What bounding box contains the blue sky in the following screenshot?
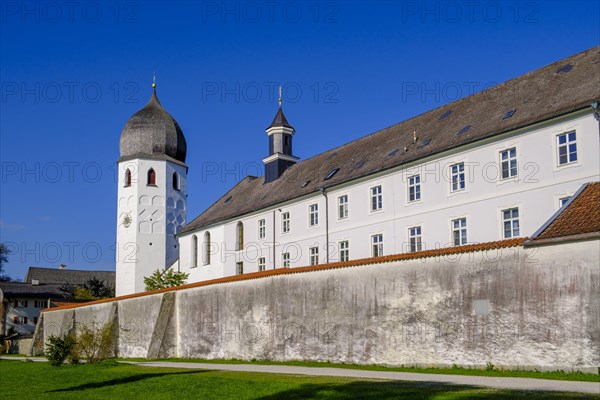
[1,1,599,279]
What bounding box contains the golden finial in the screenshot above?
[152,72,156,89]
[278,85,282,107]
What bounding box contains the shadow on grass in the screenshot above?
[46,370,210,393]
[255,380,592,400]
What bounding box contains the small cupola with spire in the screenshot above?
[262,86,299,183]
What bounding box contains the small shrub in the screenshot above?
[73,322,115,364]
[45,335,76,366]
[486,362,495,371]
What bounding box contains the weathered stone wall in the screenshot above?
[37,240,599,371]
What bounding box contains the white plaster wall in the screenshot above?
[179,111,599,282]
[116,159,187,295]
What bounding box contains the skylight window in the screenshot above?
[327,152,338,160]
[556,64,573,74]
[502,109,516,120]
[301,180,311,188]
[354,161,365,169]
[439,109,453,120]
[324,168,340,181]
[224,196,232,203]
[418,138,431,147]
[387,149,400,157]
[457,125,472,135]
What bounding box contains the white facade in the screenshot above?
[115,158,187,295]
[178,110,600,282]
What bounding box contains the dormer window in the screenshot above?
[172,172,179,190]
[124,169,132,187]
[147,168,156,186]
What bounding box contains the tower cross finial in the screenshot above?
[152,72,156,90]
[278,85,282,107]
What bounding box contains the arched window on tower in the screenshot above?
[147,168,156,186]
[236,222,244,251]
[203,231,211,265]
[124,169,132,187]
[192,235,198,268]
[172,172,179,190]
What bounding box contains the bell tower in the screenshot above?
[262,86,299,183]
[115,80,188,296]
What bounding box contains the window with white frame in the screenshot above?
[408,175,421,202]
[258,219,266,239]
[500,148,517,179]
[236,262,244,275]
[371,186,382,211]
[14,300,28,308]
[452,218,467,246]
[502,208,520,238]
[258,257,266,272]
[339,240,349,262]
[34,300,46,308]
[559,196,571,208]
[309,246,319,265]
[371,234,383,257]
[282,252,290,268]
[281,212,290,233]
[557,131,577,165]
[236,222,244,250]
[13,316,28,324]
[338,195,348,219]
[450,163,465,192]
[408,226,422,252]
[309,204,319,226]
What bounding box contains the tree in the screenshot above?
[59,278,115,301]
[0,243,13,282]
[144,269,189,291]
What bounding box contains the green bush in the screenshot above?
[73,322,115,364]
[45,335,76,366]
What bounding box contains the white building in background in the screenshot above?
[116,46,600,295]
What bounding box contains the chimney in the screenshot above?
[59,264,66,270]
[32,279,39,286]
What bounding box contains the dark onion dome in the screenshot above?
[119,89,187,164]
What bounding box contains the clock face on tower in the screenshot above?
[122,214,132,228]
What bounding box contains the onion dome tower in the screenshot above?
[115,78,188,296]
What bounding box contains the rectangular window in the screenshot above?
[258,257,266,272]
[236,262,244,275]
[281,212,290,233]
[371,234,383,257]
[502,208,520,238]
[14,300,28,308]
[557,131,577,165]
[371,186,382,211]
[33,317,38,324]
[13,316,27,324]
[500,148,517,179]
[452,218,467,246]
[34,300,46,308]
[309,204,319,226]
[258,219,266,239]
[408,175,421,202]
[309,246,319,266]
[338,195,348,219]
[409,226,422,252]
[450,163,465,192]
[282,252,290,268]
[339,240,349,262]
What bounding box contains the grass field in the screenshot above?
[1,360,598,400]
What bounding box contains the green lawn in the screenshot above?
[122,357,600,382]
[1,360,598,400]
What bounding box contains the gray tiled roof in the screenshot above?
[0,282,66,298]
[180,46,600,234]
[24,267,115,286]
